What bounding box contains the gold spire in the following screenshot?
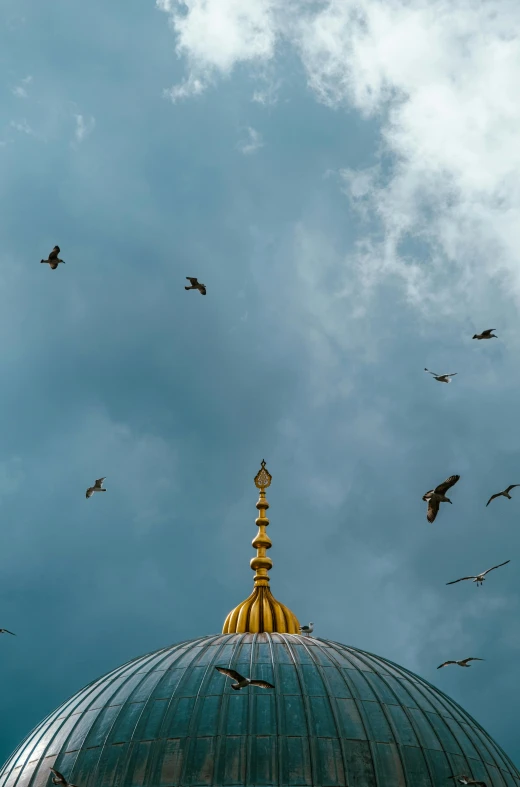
[222,461,300,634]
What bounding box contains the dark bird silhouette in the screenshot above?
[472,329,496,340]
[215,666,274,691]
[50,768,78,787]
[41,246,65,270]
[437,657,484,669]
[185,277,206,295]
[446,560,510,587]
[0,629,15,635]
[86,477,106,499]
[424,368,457,383]
[449,776,487,786]
[422,475,460,523]
[486,485,520,507]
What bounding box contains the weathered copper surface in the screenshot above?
[1,633,518,786]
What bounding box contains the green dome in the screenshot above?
[1,633,518,786]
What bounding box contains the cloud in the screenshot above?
[11,75,32,98]
[9,119,35,136]
[73,113,95,144]
[237,125,264,154]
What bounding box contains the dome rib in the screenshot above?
[2,634,519,787]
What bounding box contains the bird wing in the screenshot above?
[427,497,440,523]
[437,661,456,668]
[505,484,520,494]
[86,488,93,498]
[424,369,439,376]
[48,247,59,260]
[50,769,64,781]
[481,329,495,335]
[486,493,500,506]
[199,286,207,294]
[94,477,106,487]
[482,560,510,576]
[0,629,15,635]
[422,490,434,501]
[249,680,275,689]
[461,658,484,664]
[215,666,244,682]
[446,577,475,585]
[186,277,198,284]
[446,373,457,377]
[434,475,460,495]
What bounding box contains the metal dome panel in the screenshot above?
[1,633,519,787]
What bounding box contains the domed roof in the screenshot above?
[1,633,519,787]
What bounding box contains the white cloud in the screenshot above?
[11,75,32,98]
[73,113,95,144]
[10,119,35,136]
[237,126,264,154]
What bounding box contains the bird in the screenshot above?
[437,657,484,669]
[472,329,496,340]
[0,629,15,635]
[424,369,457,383]
[486,485,520,507]
[86,477,106,499]
[41,246,65,270]
[422,475,460,523]
[185,277,206,295]
[299,622,314,636]
[50,768,78,787]
[449,776,487,786]
[446,560,510,587]
[215,667,274,691]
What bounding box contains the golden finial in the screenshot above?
[222,461,300,634]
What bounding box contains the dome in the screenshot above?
[1,632,519,787]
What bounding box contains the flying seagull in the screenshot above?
[424,369,457,384]
[50,768,78,787]
[185,277,206,295]
[41,246,65,270]
[446,560,510,587]
[449,776,487,786]
[215,667,274,691]
[472,329,496,340]
[86,477,106,499]
[486,485,520,507]
[422,475,460,523]
[437,658,484,669]
[0,629,15,635]
[299,622,314,636]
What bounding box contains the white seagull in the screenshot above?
[472,329,496,340]
[299,622,314,636]
[424,368,457,384]
[215,666,274,691]
[486,485,520,507]
[50,768,78,787]
[446,560,510,587]
[422,475,460,523]
[86,477,106,499]
[41,246,65,270]
[437,657,484,669]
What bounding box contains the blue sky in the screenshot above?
[2,0,520,769]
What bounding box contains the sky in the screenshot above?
[1,0,520,770]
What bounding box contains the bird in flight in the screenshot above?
[437,657,484,669]
[472,329,496,340]
[50,768,78,787]
[41,246,65,270]
[449,776,487,786]
[0,629,15,635]
[446,560,510,587]
[185,277,206,295]
[423,475,460,523]
[215,667,274,691]
[424,369,457,384]
[299,622,314,636]
[86,477,106,499]
[486,485,520,507]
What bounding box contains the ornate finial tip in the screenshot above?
[254,460,272,490]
